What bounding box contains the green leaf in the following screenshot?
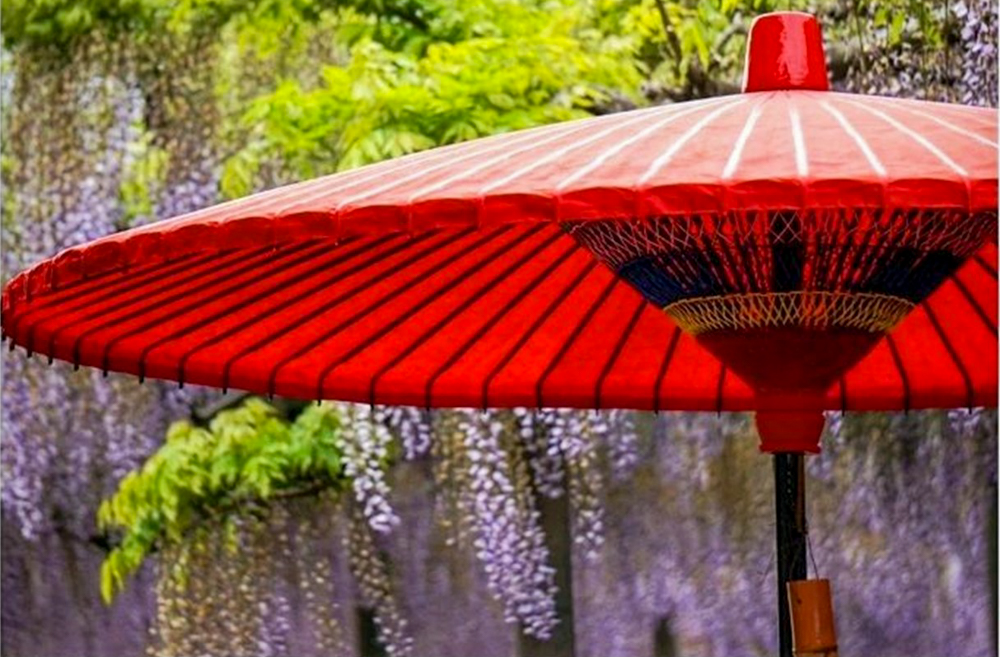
[99,560,114,605]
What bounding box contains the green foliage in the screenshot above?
[862,0,947,48]
[97,399,350,604]
[0,0,450,54]
[4,0,811,200]
[223,0,645,193]
[119,136,169,226]
[614,0,782,93]
[1,0,231,51]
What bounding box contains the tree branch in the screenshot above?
[652,0,684,79]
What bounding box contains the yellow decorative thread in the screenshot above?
[664,291,914,335]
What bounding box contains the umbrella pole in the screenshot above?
[774,452,807,657]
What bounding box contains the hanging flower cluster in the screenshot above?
[453,411,559,638]
[542,410,606,560]
[98,400,421,657]
[0,354,58,539]
[338,403,400,534]
[1,27,222,550]
[428,410,473,547]
[957,0,998,107]
[418,406,641,637]
[292,500,349,657]
[150,515,273,657]
[346,503,414,657]
[515,408,567,499]
[382,405,434,461]
[602,409,641,481]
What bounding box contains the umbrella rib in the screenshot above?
[884,334,910,411]
[365,229,569,407]
[557,96,735,190]
[409,117,609,202]
[218,228,477,393]
[54,244,280,363]
[841,97,968,176]
[178,162,399,223]
[422,241,582,409]
[534,276,620,409]
[241,225,506,397]
[479,259,600,409]
[652,327,683,414]
[271,151,475,214]
[168,233,408,385]
[51,245,272,332]
[22,249,203,306]
[788,103,809,177]
[308,225,542,400]
[921,301,975,409]
[594,299,647,410]
[93,242,326,374]
[339,119,595,210]
[15,252,215,349]
[819,100,886,177]
[639,98,747,185]
[129,234,396,383]
[890,96,997,119]
[948,274,997,335]
[866,96,998,147]
[722,101,764,179]
[11,254,215,340]
[478,107,675,195]
[972,254,998,279]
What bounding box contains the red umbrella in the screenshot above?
[3,11,996,656]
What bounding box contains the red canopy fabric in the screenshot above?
[3,225,995,413]
[4,224,997,410]
[3,34,997,413]
[4,92,995,299]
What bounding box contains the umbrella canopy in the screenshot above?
[3,12,996,427]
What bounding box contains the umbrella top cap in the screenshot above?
[743,12,830,93]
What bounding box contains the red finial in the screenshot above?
[742,12,829,93]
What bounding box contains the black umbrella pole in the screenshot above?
[774,453,807,657]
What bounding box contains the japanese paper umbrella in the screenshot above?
[3,11,997,656]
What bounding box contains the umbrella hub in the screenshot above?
[565,209,995,445]
[743,12,830,93]
[756,406,826,454]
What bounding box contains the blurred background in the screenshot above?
[1,1,997,656]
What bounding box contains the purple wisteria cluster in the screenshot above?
[515,407,567,499]
[957,0,998,107]
[338,403,401,534]
[513,408,640,558]
[346,503,414,657]
[456,411,559,638]
[546,410,607,560]
[1,41,221,545]
[0,355,58,539]
[411,406,641,637]
[601,409,641,482]
[382,405,434,461]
